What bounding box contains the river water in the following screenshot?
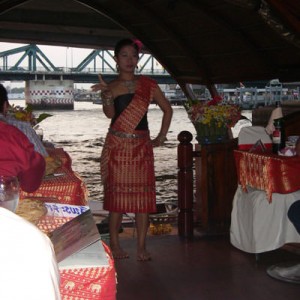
[11,100,197,202]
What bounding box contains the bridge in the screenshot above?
[0,44,176,84]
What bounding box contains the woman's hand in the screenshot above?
[151,135,167,147]
[151,85,173,148]
[91,74,108,92]
[91,74,114,105]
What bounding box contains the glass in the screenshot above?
[0,175,20,212]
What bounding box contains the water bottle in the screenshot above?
[272,118,285,154]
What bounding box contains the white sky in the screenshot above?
[0,42,163,90]
[0,42,93,67]
[0,42,102,89]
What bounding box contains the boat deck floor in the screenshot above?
[111,227,300,300]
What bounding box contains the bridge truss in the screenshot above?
[0,44,175,84]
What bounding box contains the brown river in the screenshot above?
[11,100,197,203]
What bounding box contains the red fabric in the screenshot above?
[0,121,45,192]
[234,150,300,201]
[36,219,116,300]
[238,143,272,151]
[20,165,88,205]
[102,131,156,212]
[37,215,73,234]
[59,242,116,300]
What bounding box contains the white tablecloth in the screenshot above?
[230,185,300,253]
[58,240,109,269]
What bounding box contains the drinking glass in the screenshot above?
[0,175,20,212]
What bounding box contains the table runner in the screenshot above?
[37,215,73,234]
[234,150,300,201]
[37,216,116,300]
[20,165,88,205]
[59,242,116,300]
[20,147,88,205]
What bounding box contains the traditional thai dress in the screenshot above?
[101,75,157,213]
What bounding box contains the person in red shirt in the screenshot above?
[0,84,45,192]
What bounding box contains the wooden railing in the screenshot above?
[177,131,238,238]
[177,131,194,237]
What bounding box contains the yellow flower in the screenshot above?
[7,104,52,126]
[184,98,241,128]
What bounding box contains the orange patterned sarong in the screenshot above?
[101,76,157,213]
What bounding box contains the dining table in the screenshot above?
[15,142,117,299]
[18,145,118,298]
[230,150,300,254]
[36,202,116,300]
[20,147,88,206]
[59,241,116,300]
[234,149,300,201]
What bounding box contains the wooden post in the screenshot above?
[177,131,194,237]
[196,139,238,233]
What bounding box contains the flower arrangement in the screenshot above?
[7,104,52,126]
[185,96,241,128]
[184,96,241,144]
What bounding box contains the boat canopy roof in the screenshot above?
[0,0,299,88]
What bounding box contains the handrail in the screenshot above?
[177,131,195,238]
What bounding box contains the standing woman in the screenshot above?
[92,38,173,261]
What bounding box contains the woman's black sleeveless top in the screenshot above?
[111,94,148,130]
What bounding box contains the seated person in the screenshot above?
[296,137,300,156]
[0,86,60,298]
[288,200,300,234]
[0,84,49,157]
[0,207,61,300]
[0,86,45,192]
[268,200,300,282]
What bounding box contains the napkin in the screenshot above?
[278,147,296,156]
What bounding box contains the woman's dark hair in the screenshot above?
[114,38,139,56]
[0,84,8,113]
